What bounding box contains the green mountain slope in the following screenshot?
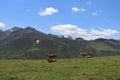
[87,42,120,51]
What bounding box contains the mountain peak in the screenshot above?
[95,38,107,42]
[25,26,36,30]
[11,26,23,30]
[24,27,37,31]
[4,27,23,33]
[10,27,23,32]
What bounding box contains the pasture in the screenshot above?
[0,56,120,80]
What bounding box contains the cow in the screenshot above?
[80,52,93,58]
[47,54,56,63]
[85,53,93,58]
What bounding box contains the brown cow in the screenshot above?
[47,54,56,63]
[81,52,93,58]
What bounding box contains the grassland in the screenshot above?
[0,56,120,80]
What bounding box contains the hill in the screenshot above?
[0,56,120,80]
[0,27,120,59]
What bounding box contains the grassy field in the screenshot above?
[0,56,120,80]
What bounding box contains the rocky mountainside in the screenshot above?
[0,27,120,59]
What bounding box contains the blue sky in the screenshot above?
[0,0,120,40]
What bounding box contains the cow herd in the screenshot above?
[47,52,93,63]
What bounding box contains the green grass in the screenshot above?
[0,56,120,80]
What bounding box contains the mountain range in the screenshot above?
[0,27,120,59]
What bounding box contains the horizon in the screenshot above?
[0,0,120,40]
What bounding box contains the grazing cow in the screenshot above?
[85,53,93,58]
[47,54,56,63]
[81,52,93,58]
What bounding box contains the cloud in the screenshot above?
[92,12,98,16]
[104,18,109,21]
[51,24,119,40]
[86,1,92,5]
[38,7,58,16]
[90,29,119,39]
[26,9,30,12]
[92,11,102,16]
[0,22,5,28]
[72,7,86,12]
[72,7,80,12]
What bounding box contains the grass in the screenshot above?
[0,56,120,80]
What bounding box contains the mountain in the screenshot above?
[0,30,6,40]
[0,27,120,59]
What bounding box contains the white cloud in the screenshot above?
[38,7,58,16]
[72,7,86,12]
[0,22,5,27]
[104,18,108,21]
[72,7,80,12]
[86,1,92,5]
[80,8,86,12]
[51,24,119,40]
[90,29,119,39]
[26,9,30,12]
[92,12,98,16]
[92,11,102,16]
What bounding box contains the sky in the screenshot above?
[0,0,120,40]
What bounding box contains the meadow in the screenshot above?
[0,56,120,80]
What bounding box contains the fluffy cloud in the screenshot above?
[72,7,86,12]
[38,7,58,16]
[72,7,80,12]
[0,22,5,27]
[90,29,119,39]
[51,24,119,40]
